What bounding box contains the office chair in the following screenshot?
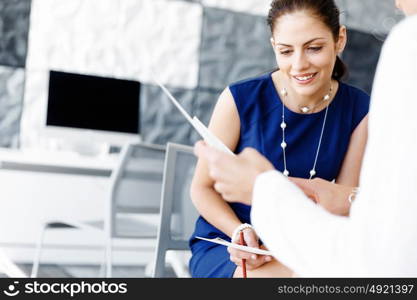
[152,143,199,277]
[31,142,166,278]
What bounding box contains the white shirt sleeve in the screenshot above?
[252,171,353,276]
[251,16,417,277]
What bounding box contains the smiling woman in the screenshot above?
[188,0,371,278]
[267,0,347,113]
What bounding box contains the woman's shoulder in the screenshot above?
[229,72,271,91]
[228,72,278,125]
[339,81,370,104]
[338,82,370,126]
[337,82,370,121]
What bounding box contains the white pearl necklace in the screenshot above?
[280,87,331,179]
[299,86,332,113]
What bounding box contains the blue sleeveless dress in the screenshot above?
[189,72,370,278]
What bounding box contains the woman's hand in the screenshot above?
[290,177,354,216]
[227,227,273,270]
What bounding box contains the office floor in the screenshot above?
[16,263,176,278]
[17,264,145,277]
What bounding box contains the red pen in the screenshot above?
[239,231,247,278]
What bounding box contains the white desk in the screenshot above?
[0,148,156,267]
[0,148,123,266]
[0,148,117,177]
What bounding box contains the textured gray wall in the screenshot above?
[190,87,221,144]
[0,66,24,147]
[336,0,403,35]
[140,84,194,145]
[342,30,384,94]
[198,7,276,90]
[336,0,403,94]
[0,0,31,68]
[0,0,31,147]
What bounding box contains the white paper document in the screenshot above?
[152,74,235,155]
[196,236,273,256]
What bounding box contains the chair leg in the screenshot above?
[166,251,191,278]
[144,258,154,277]
[31,224,48,278]
[105,237,112,278]
[99,248,106,277]
[152,248,166,278]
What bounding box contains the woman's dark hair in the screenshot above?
[267,0,347,80]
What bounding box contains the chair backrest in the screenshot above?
[152,142,198,277]
[107,142,166,238]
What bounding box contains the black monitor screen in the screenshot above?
[47,71,140,134]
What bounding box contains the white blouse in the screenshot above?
[251,15,417,277]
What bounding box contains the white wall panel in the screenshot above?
[116,0,202,87]
[201,0,271,16]
[26,0,202,86]
[20,70,49,147]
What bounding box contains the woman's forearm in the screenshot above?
[191,185,243,238]
[289,177,353,216]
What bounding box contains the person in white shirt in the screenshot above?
[194,0,417,276]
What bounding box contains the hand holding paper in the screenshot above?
[191,117,234,155]
[196,236,273,256]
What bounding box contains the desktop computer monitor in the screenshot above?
[44,70,141,154]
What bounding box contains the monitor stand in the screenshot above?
[44,138,111,157]
[68,141,110,157]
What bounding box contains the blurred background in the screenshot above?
[0,0,404,149]
[0,0,404,277]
